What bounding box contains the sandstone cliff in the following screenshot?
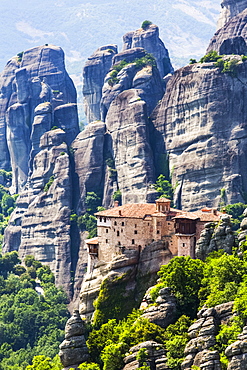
[151,59,247,211]
[0,45,79,193]
[122,23,174,79]
[83,45,117,123]
[209,8,247,55]
[3,129,74,296]
[217,0,247,29]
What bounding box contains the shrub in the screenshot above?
[44,175,54,192]
[141,20,152,30]
[200,50,221,63]
[113,190,121,204]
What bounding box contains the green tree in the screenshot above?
[199,252,247,307]
[153,174,173,200]
[157,256,204,318]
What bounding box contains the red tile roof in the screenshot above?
[95,203,157,218]
[96,202,223,223]
[85,237,99,245]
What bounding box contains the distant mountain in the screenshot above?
[0,0,220,77]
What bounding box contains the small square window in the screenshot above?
[157,230,160,234]
[134,230,137,234]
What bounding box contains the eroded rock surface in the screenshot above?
[151,60,247,211]
[83,45,117,123]
[71,121,106,213]
[101,48,164,121]
[182,303,234,370]
[59,310,89,369]
[122,341,168,370]
[79,240,172,320]
[217,0,247,29]
[141,287,178,329]
[209,8,247,55]
[104,89,156,205]
[0,45,78,193]
[122,23,174,79]
[3,129,73,296]
[196,215,235,260]
[226,326,247,369]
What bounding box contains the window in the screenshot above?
[132,239,135,245]
[106,229,108,233]
[157,222,161,226]
[122,222,125,226]
[104,218,106,222]
[118,241,121,245]
[114,221,117,226]
[135,224,137,228]
[183,243,185,248]
[106,239,109,243]
[134,230,137,234]
[117,231,120,236]
[121,229,123,233]
[157,230,160,234]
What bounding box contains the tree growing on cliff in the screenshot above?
[153,174,173,200]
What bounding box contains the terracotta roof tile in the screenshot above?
[95,203,156,218]
[85,237,99,245]
[155,197,171,203]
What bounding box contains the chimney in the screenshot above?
[114,200,119,207]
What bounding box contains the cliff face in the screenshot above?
[104,89,157,206]
[3,129,73,296]
[217,0,247,29]
[83,45,117,123]
[2,46,79,297]
[209,8,247,55]
[122,23,174,79]
[151,59,247,211]
[0,45,79,194]
[82,23,172,124]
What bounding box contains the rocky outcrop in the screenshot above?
[3,129,73,296]
[0,45,79,193]
[237,208,247,250]
[196,215,235,260]
[225,326,247,369]
[217,0,247,29]
[151,60,247,211]
[104,89,156,205]
[209,8,247,55]
[122,341,168,370]
[101,48,164,121]
[59,310,89,369]
[182,302,234,370]
[79,240,172,319]
[71,121,106,213]
[122,23,174,79]
[83,45,117,123]
[141,287,178,329]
